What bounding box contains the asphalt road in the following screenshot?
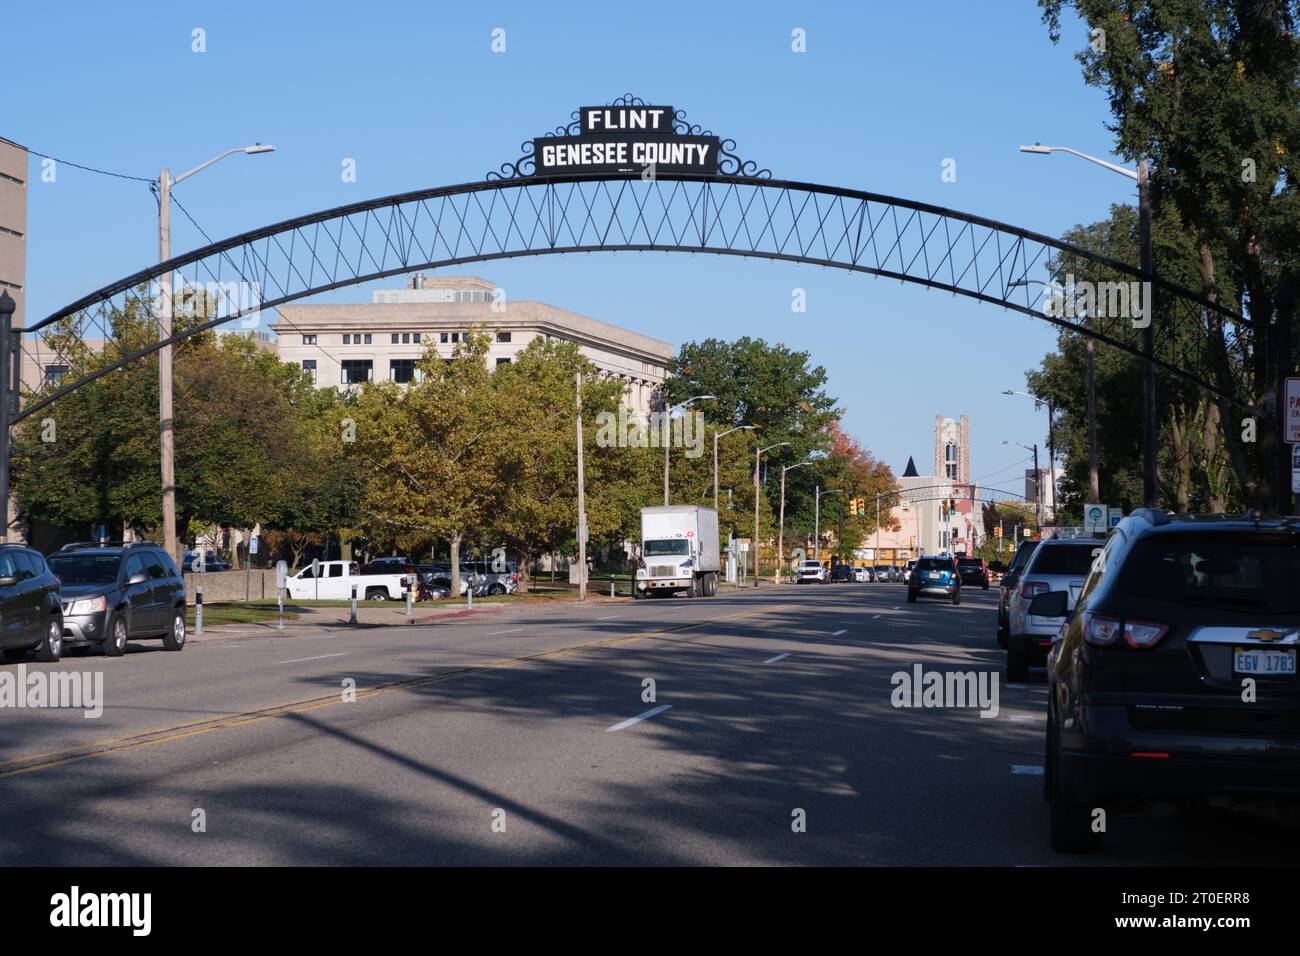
[2,581,1297,865]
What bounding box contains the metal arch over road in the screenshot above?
[15,97,1255,427]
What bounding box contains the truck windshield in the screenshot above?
[645,539,689,556]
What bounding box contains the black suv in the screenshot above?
[996,538,1040,648]
[47,542,187,656]
[1041,510,1300,853]
[0,545,65,662]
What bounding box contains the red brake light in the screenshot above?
[1082,610,1121,646]
[1021,581,1048,599]
[1122,619,1169,649]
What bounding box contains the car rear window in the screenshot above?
[916,558,951,571]
[1117,531,1300,613]
[1027,544,1098,576]
[957,558,982,567]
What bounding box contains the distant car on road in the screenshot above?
[0,545,64,662]
[907,556,961,605]
[796,560,829,584]
[829,563,856,582]
[956,557,990,589]
[48,542,186,657]
[1006,537,1102,682]
[1042,510,1300,853]
[853,566,872,582]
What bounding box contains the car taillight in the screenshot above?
[1021,581,1048,599]
[1122,619,1169,649]
[1082,610,1122,646]
[511,573,517,582]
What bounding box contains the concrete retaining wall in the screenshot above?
[185,569,279,604]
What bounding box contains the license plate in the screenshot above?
[1233,646,1297,676]
[927,572,939,580]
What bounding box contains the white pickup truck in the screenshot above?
[284,560,412,601]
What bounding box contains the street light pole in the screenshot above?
[157,144,274,565]
[662,393,714,505]
[777,460,811,583]
[0,291,13,543]
[1020,143,1156,507]
[813,486,843,562]
[753,442,789,588]
[714,425,754,512]
[1003,389,1056,519]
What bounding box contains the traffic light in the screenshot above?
[995,525,1003,538]
[857,498,866,517]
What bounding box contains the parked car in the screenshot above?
[853,566,872,583]
[796,560,829,584]
[956,556,990,589]
[997,539,1041,648]
[907,556,961,605]
[1042,510,1300,853]
[464,558,519,595]
[421,563,490,597]
[874,565,892,582]
[1005,537,1102,682]
[47,542,186,656]
[360,556,417,577]
[182,549,230,573]
[0,545,65,662]
[285,560,411,601]
[829,563,856,583]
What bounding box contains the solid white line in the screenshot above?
[277,652,348,664]
[893,606,901,610]
[832,629,847,636]
[763,652,791,664]
[607,704,673,732]
[872,614,882,619]
[486,628,523,635]
[596,615,619,621]
[1011,764,1045,775]
[1008,714,1044,722]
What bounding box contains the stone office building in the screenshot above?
[273,275,672,416]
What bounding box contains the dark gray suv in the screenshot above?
[47,542,187,656]
[0,545,65,662]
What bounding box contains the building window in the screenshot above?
[44,364,69,388]
[303,334,316,345]
[402,333,410,344]
[340,360,372,385]
[496,357,511,367]
[391,333,399,344]
[342,334,351,345]
[390,359,417,383]
[440,332,449,344]
[363,333,372,344]
[413,332,421,343]
[452,332,461,343]
[945,442,957,480]
[302,359,317,383]
[496,331,511,343]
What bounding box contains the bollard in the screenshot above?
[467,581,473,610]
[405,579,413,620]
[195,587,204,637]
[350,584,358,625]
[610,575,616,598]
[277,588,284,630]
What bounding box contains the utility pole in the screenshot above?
[753,446,761,589]
[1086,312,1100,502]
[1138,158,1158,509]
[0,291,13,543]
[776,460,810,584]
[1032,443,1042,528]
[159,167,177,564]
[575,373,587,603]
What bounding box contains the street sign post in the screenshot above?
[1084,504,1107,534]
[1286,377,1300,444]
[275,560,288,630]
[1108,507,1123,529]
[1293,444,1300,495]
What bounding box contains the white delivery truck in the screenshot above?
[635,505,721,598]
[284,560,413,601]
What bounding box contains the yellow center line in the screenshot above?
[0,602,795,777]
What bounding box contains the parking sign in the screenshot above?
[1287,378,1300,443]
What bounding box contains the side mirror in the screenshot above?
[1028,590,1069,618]
[127,572,149,586]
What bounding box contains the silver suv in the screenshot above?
[1006,538,1103,681]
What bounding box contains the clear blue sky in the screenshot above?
[4,0,1133,501]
